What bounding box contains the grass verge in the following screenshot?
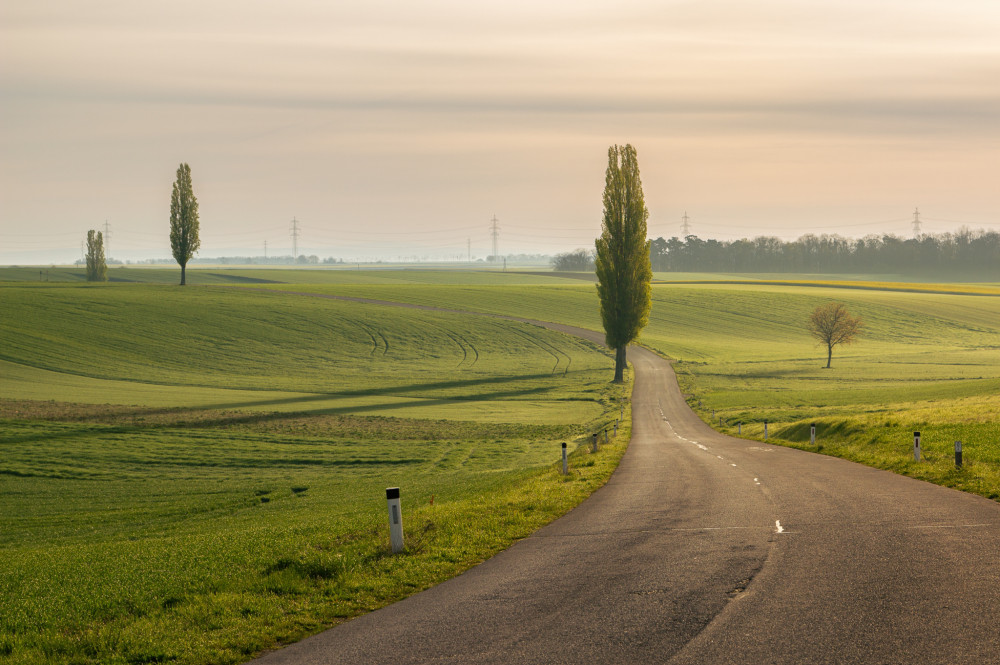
[693,398,1000,503]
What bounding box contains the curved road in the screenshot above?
[251,312,1000,664]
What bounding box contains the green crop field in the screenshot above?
[0,280,629,664]
[3,267,1000,664]
[241,273,1000,501]
[652,284,1000,500]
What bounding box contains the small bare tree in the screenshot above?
[808,302,862,368]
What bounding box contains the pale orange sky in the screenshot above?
[2,0,998,262]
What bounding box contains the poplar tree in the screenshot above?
[85,230,107,282]
[595,144,652,383]
[169,163,200,285]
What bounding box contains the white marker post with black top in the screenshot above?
[764,420,768,441]
[913,432,921,462]
[386,487,404,553]
[810,423,816,446]
[561,442,568,475]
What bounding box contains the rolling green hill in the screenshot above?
[0,281,627,664]
[0,284,612,422]
[4,270,999,663]
[252,276,1000,500]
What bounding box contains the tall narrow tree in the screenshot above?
[85,230,107,282]
[169,163,200,285]
[595,144,653,383]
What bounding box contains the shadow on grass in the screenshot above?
[0,370,589,446]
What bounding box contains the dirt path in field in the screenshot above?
[251,291,1000,665]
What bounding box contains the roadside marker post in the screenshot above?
[561,442,568,475]
[604,428,609,443]
[386,487,404,553]
[614,422,618,437]
[913,432,921,462]
[738,422,742,436]
[810,423,816,446]
[764,420,768,441]
[592,433,598,453]
[712,409,715,419]
[955,440,963,468]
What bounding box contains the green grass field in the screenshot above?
[235,272,1000,501]
[0,279,628,664]
[1,284,611,421]
[3,267,999,663]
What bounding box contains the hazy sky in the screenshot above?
[2,0,999,263]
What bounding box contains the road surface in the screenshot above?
[251,310,1000,664]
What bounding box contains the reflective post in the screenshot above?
[386,487,404,553]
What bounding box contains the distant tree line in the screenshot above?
[649,229,1000,275]
[551,248,595,271]
[100,255,348,266]
[189,255,341,265]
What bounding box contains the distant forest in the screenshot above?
[554,229,1000,276]
[650,229,1000,275]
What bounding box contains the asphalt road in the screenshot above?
[251,314,1000,664]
